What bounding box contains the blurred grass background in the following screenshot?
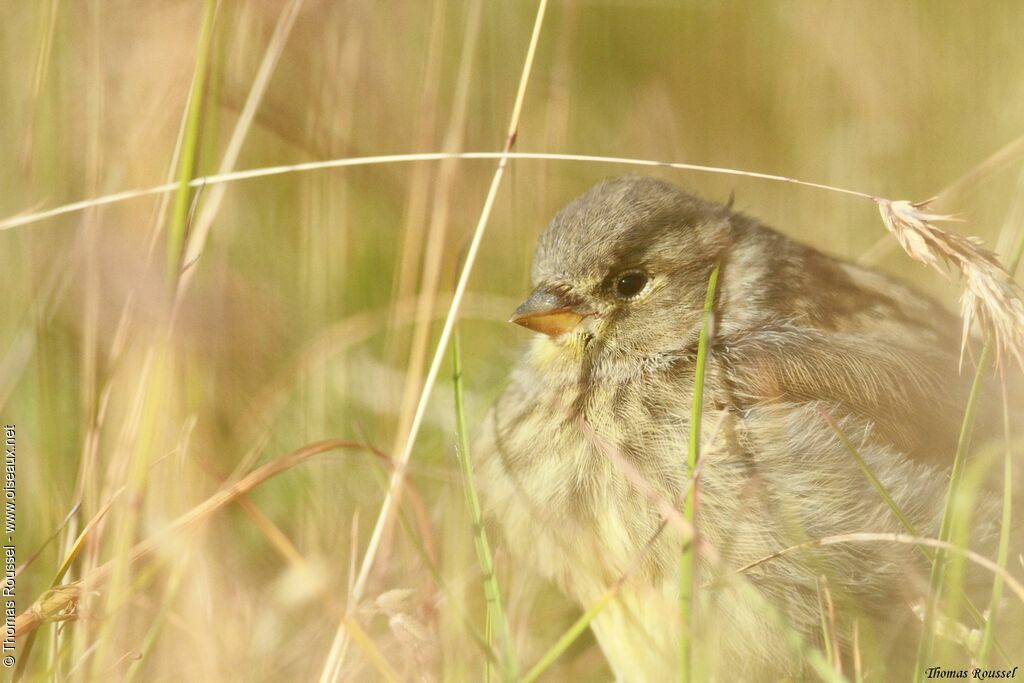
[2,1,1024,680]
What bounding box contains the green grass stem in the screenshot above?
[452,329,517,680]
[520,586,617,683]
[679,261,720,681]
[823,407,1007,661]
[915,226,1024,680]
[978,224,1024,664]
[978,391,1014,664]
[165,0,217,284]
[821,409,922,540]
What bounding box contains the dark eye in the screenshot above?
[613,271,649,300]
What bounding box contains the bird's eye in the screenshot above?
[613,271,649,300]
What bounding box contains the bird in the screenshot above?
[473,176,1015,681]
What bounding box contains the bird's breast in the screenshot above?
[475,351,691,600]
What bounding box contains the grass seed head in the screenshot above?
[877,198,1024,369]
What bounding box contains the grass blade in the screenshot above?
[341,616,402,683]
[522,521,667,683]
[332,5,550,674]
[452,329,517,679]
[819,407,922,539]
[165,0,218,284]
[977,383,1014,665]
[679,261,720,681]
[915,222,1024,680]
[521,587,617,683]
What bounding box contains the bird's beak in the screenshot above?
[509,287,588,337]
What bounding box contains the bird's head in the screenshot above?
[511,176,733,367]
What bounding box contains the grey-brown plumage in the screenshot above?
[475,177,1012,681]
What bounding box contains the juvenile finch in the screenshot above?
[475,176,1013,681]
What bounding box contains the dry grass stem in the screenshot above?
[736,532,1024,606]
[0,151,876,233]
[8,5,1023,679]
[177,0,305,289]
[14,439,365,639]
[9,149,1021,373]
[321,3,550,676]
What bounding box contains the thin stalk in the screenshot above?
[852,621,863,683]
[124,553,189,682]
[341,617,401,683]
[452,329,516,679]
[14,439,366,640]
[915,342,991,680]
[520,586,618,683]
[326,3,549,677]
[822,407,1006,659]
[679,261,720,682]
[817,578,836,672]
[977,385,1013,665]
[177,0,304,293]
[0,152,878,233]
[484,608,493,683]
[978,225,1024,663]
[726,575,847,683]
[820,408,921,540]
[915,221,1024,680]
[522,521,667,683]
[735,532,1024,607]
[165,0,217,284]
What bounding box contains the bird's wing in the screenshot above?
[714,326,969,464]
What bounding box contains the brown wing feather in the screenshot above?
[715,327,968,463]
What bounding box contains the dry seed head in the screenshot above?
[876,198,1024,369]
[375,587,415,617]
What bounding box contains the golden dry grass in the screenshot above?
[3,1,1024,680]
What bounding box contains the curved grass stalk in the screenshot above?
[14,439,367,640]
[736,532,1024,606]
[0,151,875,233]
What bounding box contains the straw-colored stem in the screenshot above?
[325,2,548,677]
[737,532,1024,607]
[341,616,402,683]
[124,552,189,683]
[725,574,846,683]
[452,329,516,679]
[176,0,304,294]
[0,152,878,233]
[679,261,720,682]
[14,439,366,640]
